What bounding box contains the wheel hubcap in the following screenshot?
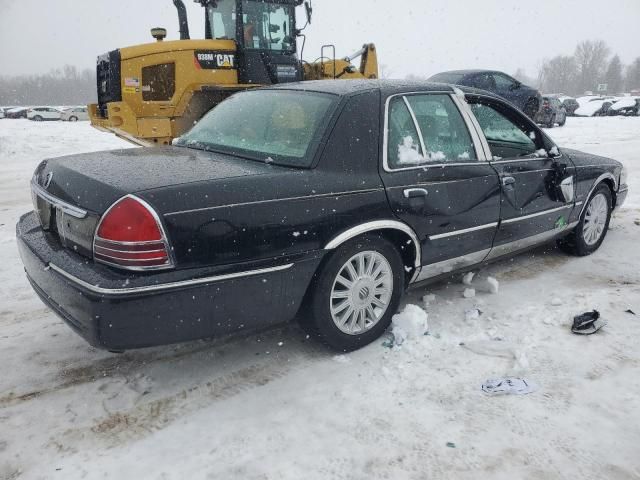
[330,250,393,335]
[583,193,608,246]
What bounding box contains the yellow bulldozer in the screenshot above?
[89,0,378,146]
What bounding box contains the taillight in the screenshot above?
[93,195,173,270]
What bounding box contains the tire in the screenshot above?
[558,115,566,126]
[523,98,539,119]
[558,184,612,256]
[546,114,555,128]
[302,234,405,352]
[33,115,43,121]
[69,116,78,122]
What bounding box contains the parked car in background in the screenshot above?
[558,96,580,116]
[17,80,627,352]
[575,97,614,117]
[5,107,29,119]
[535,96,567,128]
[61,106,89,122]
[608,97,640,116]
[0,109,4,119]
[428,69,542,118]
[27,107,63,121]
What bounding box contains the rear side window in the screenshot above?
[142,63,176,101]
[387,94,476,169]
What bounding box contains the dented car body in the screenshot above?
[17,80,628,351]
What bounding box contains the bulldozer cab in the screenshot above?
[202,0,303,84]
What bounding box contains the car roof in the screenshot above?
[264,79,475,98]
[433,69,496,76]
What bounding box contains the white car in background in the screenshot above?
[27,107,63,121]
[0,109,4,119]
[60,106,89,122]
[574,96,616,117]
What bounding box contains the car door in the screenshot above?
[379,91,501,282]
[466,95,577,258]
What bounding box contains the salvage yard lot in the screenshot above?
[1,118,640,479]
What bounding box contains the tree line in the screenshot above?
[533,40,640,96]
[0,65,96,106]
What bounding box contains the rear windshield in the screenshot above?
[175,90,337,168]
[429,73,465,84]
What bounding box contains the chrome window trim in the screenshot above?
[489,155,563,165]
[30,180,88,219]
[382,91,489,173]
[92,194,176,272]
[428,222,499,241]
[450,91,491,161]
[48,262,294,296]
[501,204,573,224]
[324,220,421,268]
[402,96,427,155]
[164,188,383,216]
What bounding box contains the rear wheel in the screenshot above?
[69,116,78,122]
[558,115,566,126]
[558,184,612,256]
[302,234,404,351]
[33,115,43,121]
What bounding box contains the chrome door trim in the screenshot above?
[48,262,294,296]
[411,248,491,283]
[30,180,88,219]
[324,220,421,268]
[486,222,578,260]
[501,204,573,224]
[428,222,498,241]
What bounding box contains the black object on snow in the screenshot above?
[572,310,607,335]
[625,309,636,316]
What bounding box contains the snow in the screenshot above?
[1,117,640,478]
[390,304,429,345]
[610,97,639,111]
[462,287,476,298]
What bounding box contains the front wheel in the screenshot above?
[558,116,566,126]
[558,184,612,256]
[69,116,78,122]
[302,234,405,351]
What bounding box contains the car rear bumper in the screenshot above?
[17,211,323,351]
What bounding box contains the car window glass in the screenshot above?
[469,102,538,159]
[405,94,476,163]
[475,73,496,90]
[387,97,424,167]
[493,73,514,89]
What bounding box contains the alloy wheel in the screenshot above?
[583,193,608,246]
[330,250,393,335]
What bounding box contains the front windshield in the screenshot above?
[207,0,296,52]
[174,90,336,168]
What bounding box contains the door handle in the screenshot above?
[403,188,428,199]
[502,176,516,187]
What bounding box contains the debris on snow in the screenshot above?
[446,442,456,448]
[464,308,481,323]
[550,297,563,306]
[571,310,607,335]
[422,293,436,307]
[461,340,529,372]
[463,288,476,298]
[332,354,351,363]
[391,304,429,346]
[625,309,636,315]
[462,271,475,286]
[482,377,537,396]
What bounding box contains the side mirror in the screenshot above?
[305,1,312,25]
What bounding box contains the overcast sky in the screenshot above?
[1,0,638,79]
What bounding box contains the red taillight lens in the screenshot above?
[94,195,173,270]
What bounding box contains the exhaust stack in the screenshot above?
[173,0,190,40]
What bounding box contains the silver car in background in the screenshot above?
[60,106,89,122]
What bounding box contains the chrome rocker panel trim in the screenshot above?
[48,262,294,297]
[429,222,498,241]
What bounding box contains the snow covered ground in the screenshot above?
[1,117,640,479]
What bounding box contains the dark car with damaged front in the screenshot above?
[17,80,628,352]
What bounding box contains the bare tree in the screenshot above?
[604,55,624,94]
[538,56,578,94]
[512,68,536,88]
[574,40,610,94]
[626,58,640,92]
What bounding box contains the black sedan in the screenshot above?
[17,80,628,352]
